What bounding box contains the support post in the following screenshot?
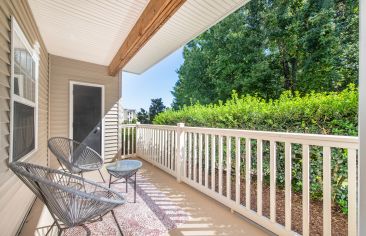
[359,0,366,235]
[117,70,123,160]
[176,123,185,182]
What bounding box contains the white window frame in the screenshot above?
[9,16,40,162]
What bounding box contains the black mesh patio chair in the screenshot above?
[9,162,125,236]
[48,137,105,182]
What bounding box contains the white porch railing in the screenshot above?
[120,124,137,158]
[126,123,358,236]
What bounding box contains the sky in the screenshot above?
[122,47,184,111]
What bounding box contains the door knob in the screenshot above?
[93,127,100,134]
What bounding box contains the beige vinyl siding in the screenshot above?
[0,0,49,235]
[49,55,121,167]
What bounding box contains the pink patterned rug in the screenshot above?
[64,174,189,236]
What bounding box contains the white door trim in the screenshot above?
[69,81,105,159]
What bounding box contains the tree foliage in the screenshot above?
[172,0,359,109]
[137,98,166,124]
[136,108,149,124]
[156,86,358,213]
[149,98,166,122]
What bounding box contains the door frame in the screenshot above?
[69,81,105,159]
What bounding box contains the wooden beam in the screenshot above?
[108,0,186,76]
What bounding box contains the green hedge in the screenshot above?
[154,85,358,213]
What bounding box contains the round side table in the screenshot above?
[106,160,142,203]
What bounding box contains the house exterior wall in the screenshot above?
[0,0,49,235]
[123,108,136,123]
[49,55,121,166]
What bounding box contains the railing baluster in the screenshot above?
[163,130,166,165]
[226,136,231,200]
[205,134,209,188]
[302,144,310,236]
[188,132,192,180]
[156,129,159,163]
[162,130,165,166]
[134,126,136,154]
[246,138,251,209]
[194,133,198,182]
[160,130,163,165]
[211,135,216,191]
[146,128,149,159]
[164,130,168,167]
[235,137,240,205]
[173,131,176,170]
[348,148,357,236]
[199,133,203,185]
[166,130,169,167]
[127,127,130,155]
[270,140,276,222]
[323,146,332,236]
[257,139,263,216]
[164,130,166,166]
[140,128,143,157]
[219,135,223,195]
[123,127,126,156]
[183,132,187,178]
[141,128,144,157]
[165,130,167,167]
[169,130,171,168]
[150,129,153,161]
[145,128,148,159]
[132,127,135,154]
[285,142,292,231]
[171,130,174,169]
[155,129,157,163]
[145,128,147,158]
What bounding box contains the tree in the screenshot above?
[171,0,359,109]
[149,98,166,122]
[136,108,149,124]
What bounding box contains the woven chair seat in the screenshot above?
[48,137,103,174]
[9,162,125,229]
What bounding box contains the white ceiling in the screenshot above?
[28,0,149,65]
[28,0,249,74]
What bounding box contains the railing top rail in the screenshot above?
[137,124,178,131]
[136,124,358,148]
[121,124,137,128]
[183,126,359,148]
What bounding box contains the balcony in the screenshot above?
[22,123,357,235]
[132,124,358,235]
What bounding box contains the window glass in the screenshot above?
[11,18,38,161]
[13,32,36,102]
[12,102,35,161]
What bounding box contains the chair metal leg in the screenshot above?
[45,221,56,236]
[134,173,137,203]
[125,177,128,193]
[98,169,106,182]
[111,210,124,236]
[109,174,112,188]
[46,220,63,236]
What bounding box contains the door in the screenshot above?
[71,83,103,155]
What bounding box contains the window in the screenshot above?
[10,17,39,162]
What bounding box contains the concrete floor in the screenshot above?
[19,158,269,236]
